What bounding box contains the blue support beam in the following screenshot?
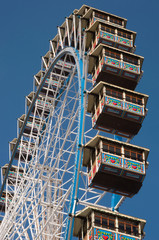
[65,50,86,240]
[111,135,123,211]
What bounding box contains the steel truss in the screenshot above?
[0,13,123,240]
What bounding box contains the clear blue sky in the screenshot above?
[0,0,158,238]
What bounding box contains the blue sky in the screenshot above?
[0,0,158,238]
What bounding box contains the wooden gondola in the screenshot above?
[10,138,35,162]
[83,135,149,197]
[86,20,136,53]
[0,192,13,213]
[87,82,148,138]
[18,114,45,138]
[2,164,24,185]
[34,70,63,98]
[26,92,52,118]
[73,206,146,239]
[89,44,144,90]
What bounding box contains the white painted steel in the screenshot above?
[0,17,113,240]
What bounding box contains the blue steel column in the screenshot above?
[111,135,123,211]
[65,51,85,239]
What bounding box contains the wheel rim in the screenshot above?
[0,23,116,240]
[0,48,85,239]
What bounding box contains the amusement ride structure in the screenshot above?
[0,5,149,240]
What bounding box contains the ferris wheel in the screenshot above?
[0,5,149,240]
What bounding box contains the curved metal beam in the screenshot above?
[0,47,81,201]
